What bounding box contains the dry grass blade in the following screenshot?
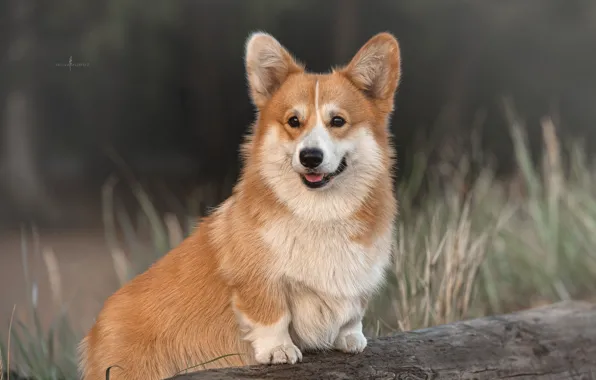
[7,305,16,380]
[165,213,184,247]
[111,248,130,287]
[102,175,120,253]
[173,353,245,376]
[42,247,63,308]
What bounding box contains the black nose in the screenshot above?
[299,148,324,169]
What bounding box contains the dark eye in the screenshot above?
[288,116,301,128]
[330,116,346,127]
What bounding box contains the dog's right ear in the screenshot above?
[245,32,303,108]
[339,32,401,114]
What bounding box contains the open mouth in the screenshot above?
[301,157,348,189]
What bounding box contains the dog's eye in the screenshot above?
[287,116,301,128]
[330,116,346,128]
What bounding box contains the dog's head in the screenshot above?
[244,32,401,221]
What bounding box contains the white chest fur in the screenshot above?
[261,216,393,297]
[260,216,393,349]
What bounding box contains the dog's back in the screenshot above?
[79,219,250,379]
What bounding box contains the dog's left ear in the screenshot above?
[245,32,304,108]
[340,32,401,110]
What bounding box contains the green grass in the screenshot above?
[3,105,596,379]
[1,230,80,380]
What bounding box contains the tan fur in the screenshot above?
[80,32,401,379]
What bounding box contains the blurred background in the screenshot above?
[2,0,596,378]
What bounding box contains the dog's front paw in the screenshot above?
[254,343,303,365]
[334,331,367,353]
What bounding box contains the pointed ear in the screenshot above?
[340,32,401,104]
[245,32,304,108]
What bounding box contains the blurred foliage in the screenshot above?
[1,0,596,219]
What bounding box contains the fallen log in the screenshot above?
[168,301,596,380]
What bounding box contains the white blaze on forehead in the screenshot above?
[314,81,341,120]
[314,80,321,117]
[297,80,333,152]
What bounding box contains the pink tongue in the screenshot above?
[304,173,324,183]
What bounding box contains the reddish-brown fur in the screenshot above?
[80,32,401,380]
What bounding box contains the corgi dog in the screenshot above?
[79,31,401,380]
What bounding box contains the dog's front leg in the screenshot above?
[232,283,302,365]
[334,318,367,353]
[334,300,368,354]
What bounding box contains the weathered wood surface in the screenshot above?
[168,301,596,380]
